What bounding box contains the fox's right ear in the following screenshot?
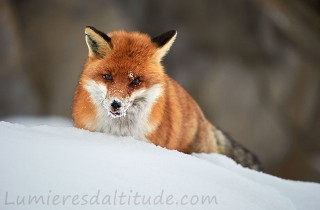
[151,30,177,63]
[85,26,112,59]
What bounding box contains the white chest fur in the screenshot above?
[84,80,162,141]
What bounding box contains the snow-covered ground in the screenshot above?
[0,117,319,210]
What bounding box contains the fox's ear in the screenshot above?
[152,30,177,63]
[85,26,112,59]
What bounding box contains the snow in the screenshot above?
[3,116,73,127]
[0,118,319,210]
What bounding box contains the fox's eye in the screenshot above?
[131,77,141,86]
[103,74,113,81]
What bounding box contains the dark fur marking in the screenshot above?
[152,30,176,47]
[86,26,111,43]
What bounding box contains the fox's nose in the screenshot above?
[111,100,122,110]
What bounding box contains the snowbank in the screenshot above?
[0,120,319,210]
[3,116,73,127]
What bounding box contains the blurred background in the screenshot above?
[1,0,320,182]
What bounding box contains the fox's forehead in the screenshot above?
[107,31,157,59]
[89,31,157,76]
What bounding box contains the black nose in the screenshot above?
[111,100,121,110]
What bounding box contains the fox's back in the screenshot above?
[146,75,218,153]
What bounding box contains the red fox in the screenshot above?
[73,26,261,170]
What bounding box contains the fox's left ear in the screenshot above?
[151,30,177,63]
[85,26,112,59]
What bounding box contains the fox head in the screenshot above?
[81,26,177,118]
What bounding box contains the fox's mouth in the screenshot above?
[110,110,121,115]
[108,110,127,118]
[109,110,122,117]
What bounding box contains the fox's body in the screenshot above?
[73,27,261,170]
